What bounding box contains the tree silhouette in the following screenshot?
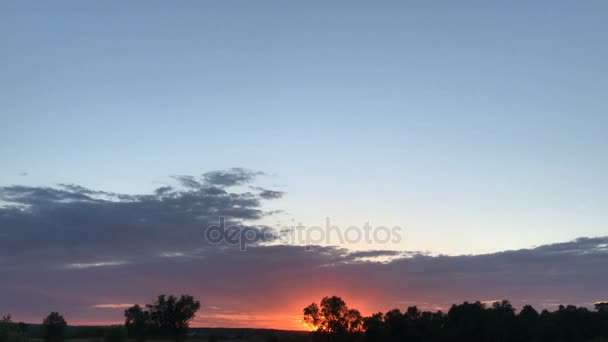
[306,296,608,341]
[485,300,516,342]
[147,294,201,342]
[363,312,387,341]
[303,296,362,341]
[125,294,200,342]
[383,308,408,341]
[0,314,14,342]
[516,305,539,341]
[445,301,487,340]
[595,302,608,313]
[124,305,149,342]
[42,312,67,342]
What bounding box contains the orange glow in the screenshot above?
[51,286,422,331]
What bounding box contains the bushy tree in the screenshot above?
[595,302,608,313]
[147,294,201,341]
[383,308,408,341]
[42,312,67,342]
[0,314,14,342]
[486,300,516,341]
[303,296,362,341]
[124,294,200,342]
[124,305,149,342]
[515,305,539,341]
[445,301,487,340]
[363,312,387,341]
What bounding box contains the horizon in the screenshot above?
[11,295,608,330]
[1,1,607,332]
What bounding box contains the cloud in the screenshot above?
[2,235,607,328]
[171,175,203,189]
[1,170,607,329]
[0,170,281,269]
[66,261,128,269]
[250,186,284,200]
[203,168,262,187]
[347,250,403,259]
[93,304,134,309]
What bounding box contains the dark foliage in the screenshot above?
[42,312,66,342]
[0,315,28,342]
[305,298,608,342]
[124,294,201,342]
[304,296,363,341]
[124,305,149,342]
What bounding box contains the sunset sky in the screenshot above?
[1,1,607,331]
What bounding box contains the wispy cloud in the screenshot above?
[93,304,134,309]
[66,261,128,269]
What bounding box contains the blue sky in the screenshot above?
[1,1,607,254]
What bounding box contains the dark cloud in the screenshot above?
[530,237,608,254]
[172,169,269,190]
[171,175,203,189]
[203,168,262,187]
[250,186,284,200]
[0,185,100,205]
[346,250,404,259]
[0,171,278,269]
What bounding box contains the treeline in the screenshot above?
[0,295,200,342]
[5,294,608,342]
[304,296,608,342]
[0,312,67,342]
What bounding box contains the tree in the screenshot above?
[594,302,608,338]
[519,305,539,319]
[124,305,149,342]
[445,301,487,340]
[42,312,67,342]
[595,302,608,313]
[516,305,539,341]
[405,306,421,320]
[409,301,603,341]
[303,296,363,340]
[303,303,322,329]
[124,295,200,342]
[0,314,13,342]
[384,309,407,341]
[146,294,201,342]
[363,312,386,341]
[302,297,608,342]
[486,300,516,342]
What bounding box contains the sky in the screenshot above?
[1,1,607,330]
